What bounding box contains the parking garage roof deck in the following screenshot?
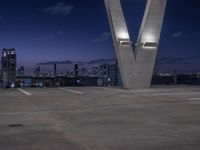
[0,86,200,150]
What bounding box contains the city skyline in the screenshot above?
[0,0,200,73]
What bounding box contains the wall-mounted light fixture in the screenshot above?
[143,42,158,48]
[118,40,132,46]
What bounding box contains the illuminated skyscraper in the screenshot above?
[1,48,17,88]
[74,64,78,76]
[99,64,118,86]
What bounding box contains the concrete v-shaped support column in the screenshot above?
[104,0,167,89]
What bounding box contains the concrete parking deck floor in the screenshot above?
[0,86,200,150]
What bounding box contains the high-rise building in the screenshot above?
[0,69,2,86]
[74,64,78,76]
[92,65,99,76]
[33,66,40,77]
[54,64,57,77]
[0,69,2,79]
[98,63,118,86]
[1,48,17,88]
[81,67,87,76]
[17,66,25,77]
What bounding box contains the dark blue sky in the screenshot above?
[0,0,200,72]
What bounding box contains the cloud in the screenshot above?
[36,30,63,41]
[36,58,116,66]
[156,56,200,65]
[44,2,74,15]
[92,32,111,43]
[171,32,183,38]
[155,56,200,73]
[37,60,72,65]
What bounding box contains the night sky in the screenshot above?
[0,0,200,73]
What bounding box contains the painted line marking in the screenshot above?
[58,87,83,94]
[95,87,170,93]
[95,87,200,96]
[189,98,200,101]
[95,87,135,93]
[95,87,152,93]
[18,88,32,96]
[152,92,200,96]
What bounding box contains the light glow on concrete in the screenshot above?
[142,33,157,43]
[117,31,130,40]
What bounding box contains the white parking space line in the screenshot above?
[95,87,200,96]
[152,92,200,96]
[58,87,83,94]
[188,98,200,101]
[95,87,166,93]
[95,87,130,92]
[18,88,32,96]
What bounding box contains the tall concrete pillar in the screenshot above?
[104,0,167,89]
